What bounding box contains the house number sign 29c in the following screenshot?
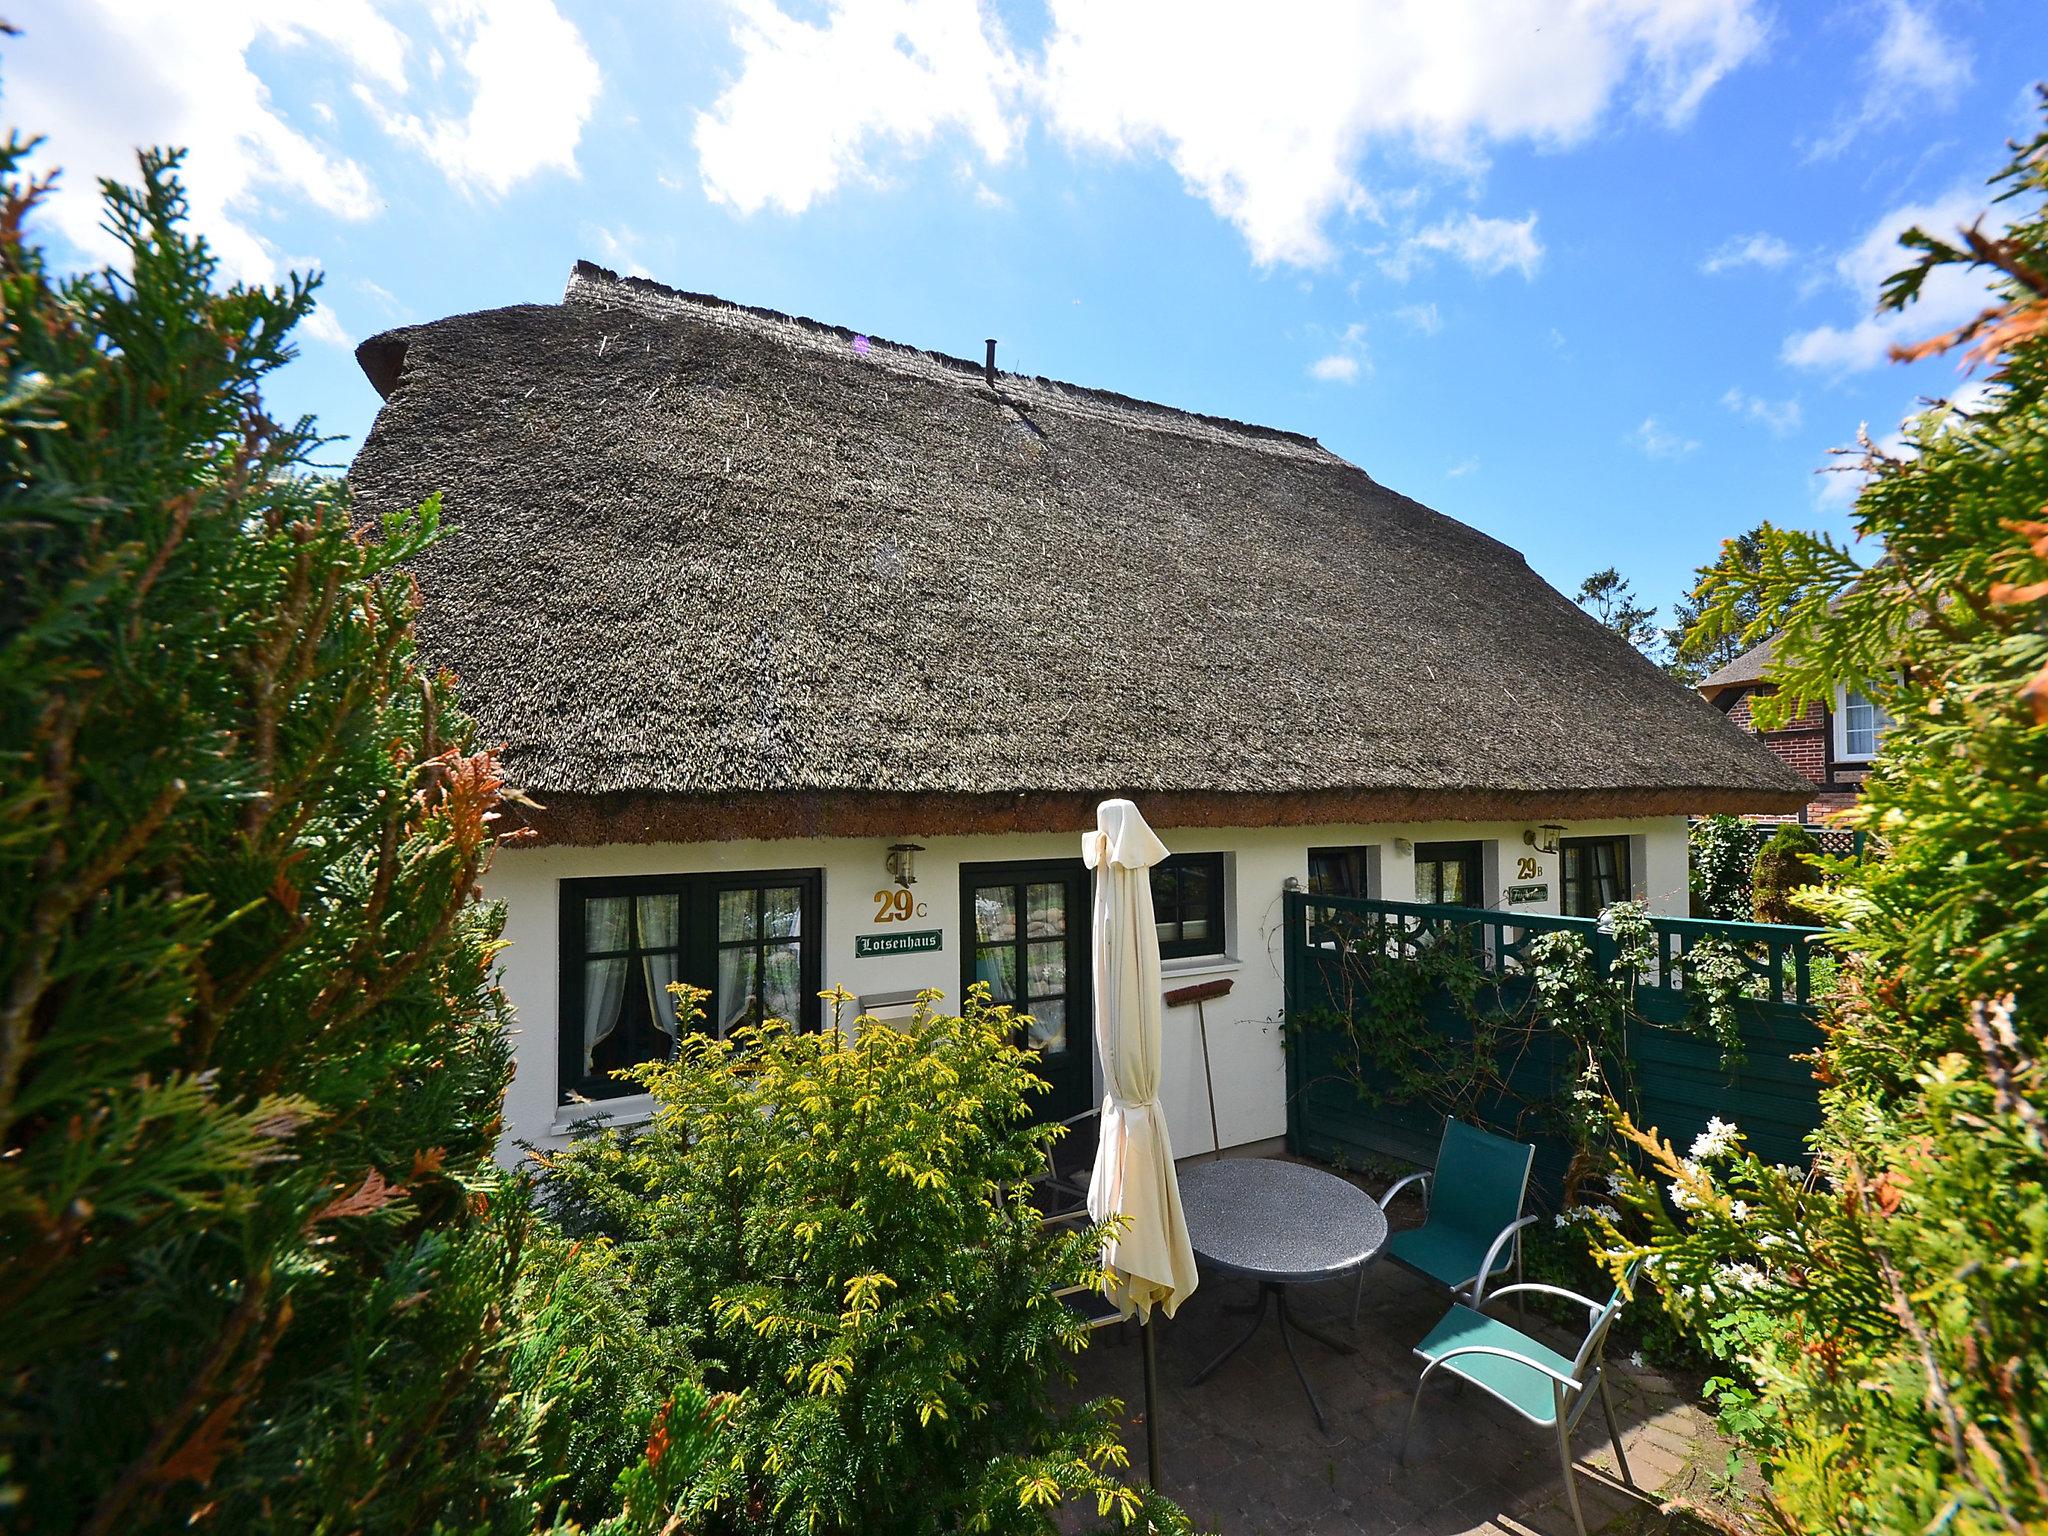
[860,889,941,959]
[871,888,930,923]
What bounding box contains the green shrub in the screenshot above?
[1603,101,2048,1536]
[0,128,656,1530]
[536,988,1190,1536]
[1689,814,1757,920]
[1750,822,1823,926]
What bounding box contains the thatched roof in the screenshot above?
[1698,634,1780,696]
[348,262,1809,840]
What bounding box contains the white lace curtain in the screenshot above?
[582,897,631,1071]
[637,895,683,1042]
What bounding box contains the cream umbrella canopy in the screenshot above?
[1083,798,1200,1319]
[1082,799,1199,1491]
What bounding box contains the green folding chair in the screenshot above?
[1400,1269,1641,1536]
[1354,1118,1537,1324]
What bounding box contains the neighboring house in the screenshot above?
[348,262,1808,1158]
[1697,632,1893,820]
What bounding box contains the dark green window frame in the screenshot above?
[557,868,822,1103]
[1560,836,1631,919]
[1308,846,1376,900]
[1413,841,1484,908]
[1151,852,1226,960]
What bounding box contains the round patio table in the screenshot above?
[1178,1157,1388,1434]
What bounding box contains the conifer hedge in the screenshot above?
[1606,98,2048,1535]
[0,133,562,1531]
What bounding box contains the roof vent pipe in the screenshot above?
[984,338,997,386]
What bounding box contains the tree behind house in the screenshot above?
[0,139,564,1531]
[1574,566,1664,659]
[1665,526,1769,685]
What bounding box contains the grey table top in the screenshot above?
[1179,1157,1388,1286]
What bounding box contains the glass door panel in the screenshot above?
[962,860,1091,1122]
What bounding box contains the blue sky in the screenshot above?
[11,1,2040,631]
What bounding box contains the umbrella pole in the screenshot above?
[1142,1315,1161,1490]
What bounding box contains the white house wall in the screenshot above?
[487,816,1690,1164]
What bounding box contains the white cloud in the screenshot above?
[1721,385,1802,436]
[1394,301,1442,335]
[300,302,352,349]
[1807,1,1972,160]
[1308,320,1369,383]
[14,0,599,293]
[374,0,602,198]
[1816,381,2001,507]
[1385,210,1543,280]
[695,0,1764,266]
[586,223,655,279]
[353,277,406,317]
[1701,231,1792,274]
[694,0,1027,216]
[1447,456,1479,477]
[1634,416,1700,459]
[1782,186,1994,373]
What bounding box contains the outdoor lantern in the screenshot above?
[1523,823,1566,856]
[885,843,924,888]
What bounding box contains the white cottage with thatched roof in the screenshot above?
[349,262,1808,1156]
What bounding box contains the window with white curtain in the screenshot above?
[1836,689,1893,761]
[559,871,820,1102]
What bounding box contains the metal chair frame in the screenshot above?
[1354,1119,1538,1324]
[1400,1277,1639,1536]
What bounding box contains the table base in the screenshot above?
[1189,1279,1355,1433]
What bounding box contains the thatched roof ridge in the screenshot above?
[551,261,1346,465]
[347,262,1810,831]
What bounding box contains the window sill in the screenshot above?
[1160,954,1240,978]
[549,1093,655,1137]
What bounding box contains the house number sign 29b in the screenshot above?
[872,888,930,923]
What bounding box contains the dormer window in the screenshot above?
[1835,688,1893,762]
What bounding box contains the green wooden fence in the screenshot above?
[1282,892,1829,1205]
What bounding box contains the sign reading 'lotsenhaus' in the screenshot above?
[855,929,943,959]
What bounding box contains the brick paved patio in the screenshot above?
[1060,1159,1727,1536]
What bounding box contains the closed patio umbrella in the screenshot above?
[1083,798,1200,1488]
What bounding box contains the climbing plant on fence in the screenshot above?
[1281,893,1829,1208]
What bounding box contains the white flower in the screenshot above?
[1669,1161,1705,1210]
[1605,1172,1628,1196]
[1628,1350,1645,1369]
[1729,1200,1751,1222]
[1715,1261,1770,1294]
[1690,1117,1741,1161]
[1556,1202,1623,1228]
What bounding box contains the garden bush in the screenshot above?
[1749,822,1823,927]
[536,987,1191,1536]
[1601,99,2048,1536]
[1689,813,1757,920]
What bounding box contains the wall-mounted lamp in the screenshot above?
[1522,823,1566,856]
[1393,838,1413,857]
[884,843,924,888]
